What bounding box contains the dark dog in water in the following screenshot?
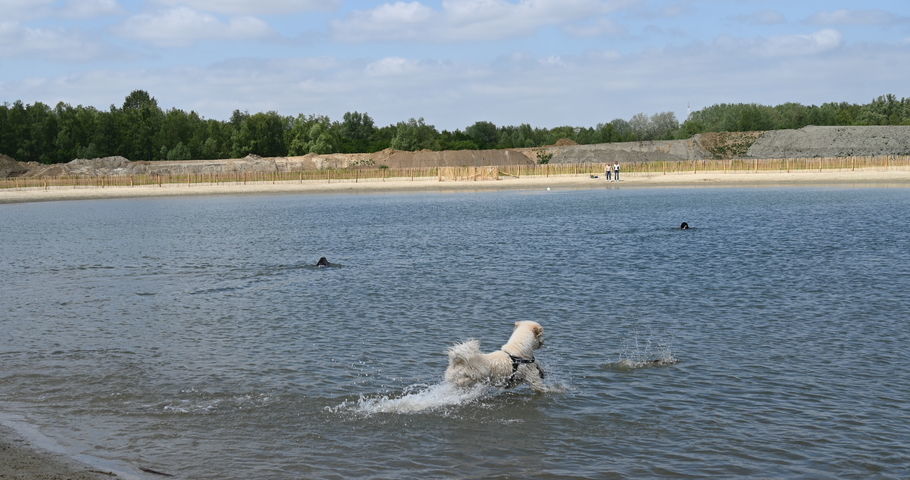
[646,357,680,366]
[680,222,690,230]
[316,257,331,267]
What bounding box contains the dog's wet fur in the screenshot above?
[444,321,547,392]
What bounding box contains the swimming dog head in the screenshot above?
[505,320,544,352]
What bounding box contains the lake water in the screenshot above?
[1,186,909,479]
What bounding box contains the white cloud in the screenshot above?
[0,0,56,21]
[60,0,122,18]
[756,29,843,57]
[332,0,628,42]
[0,0,121,20]
[808,9,905,26]
[0,21,103,60]
[152,0,337,15]
[365,57,422,77]
[565,17,626,37]
[656,2,692,18]
[4,42,909,131]
[115,7,273,46]
[331,2,435,42]
[735,9,786,25]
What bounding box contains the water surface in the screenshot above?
[1,187,909,479]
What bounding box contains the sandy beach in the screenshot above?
[2,168,910,205]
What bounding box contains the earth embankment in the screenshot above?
[745,126,910,158]
[11,148,536,178]
[4,126,910,178]
[535,126,910,163]
[528,137,710,163]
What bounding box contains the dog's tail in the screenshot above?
[447,339,482,367]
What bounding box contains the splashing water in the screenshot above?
[331,382,493,415]
[604,333,679,371]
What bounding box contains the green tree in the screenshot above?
[628,112,652,140]
[14,102,59,163]
[166,142,193,160]
[650,112,679,139]
[390,118,439,151]
[6,91,910,164]
[115,90,164,160]
[339,111,375,153]
[288,115,338,155]
[546,126,577,144]
[465,121,498,149]
[158,108,195,157]
[231,111,287,157]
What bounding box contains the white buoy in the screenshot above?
[546,187,551,191]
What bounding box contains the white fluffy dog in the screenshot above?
[444,321,547,392]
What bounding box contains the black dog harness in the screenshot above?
[504,353,544,388]
[509,353,536,370]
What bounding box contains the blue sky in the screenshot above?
[1,0,908,129]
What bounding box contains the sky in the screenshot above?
[1,0,909,130]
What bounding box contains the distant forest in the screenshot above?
[2,90,909,164]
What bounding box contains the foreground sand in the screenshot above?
[0,425,117,479]
[2,168,910,205]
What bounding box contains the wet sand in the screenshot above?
[0,425,118,479]
[2,169,909,204]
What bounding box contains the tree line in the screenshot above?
[1,90,908,164]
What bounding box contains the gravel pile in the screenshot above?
[543,138,710,163]
[747,126,910,158]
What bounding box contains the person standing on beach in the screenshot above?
[604,163,611,181]
[613,162,620,181]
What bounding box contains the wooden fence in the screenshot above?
[438,166,500,181]
[2,155,908,190]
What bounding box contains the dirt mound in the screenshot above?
[747,126,910,158]
[383,149,533,168]
[697,131,763,159]
[539,138,711,164]
[0,154,28,177]
[69,156,131,173]
[553,138,578,146]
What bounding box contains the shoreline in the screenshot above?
[2,169,910,204]
[0,424,121,480]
